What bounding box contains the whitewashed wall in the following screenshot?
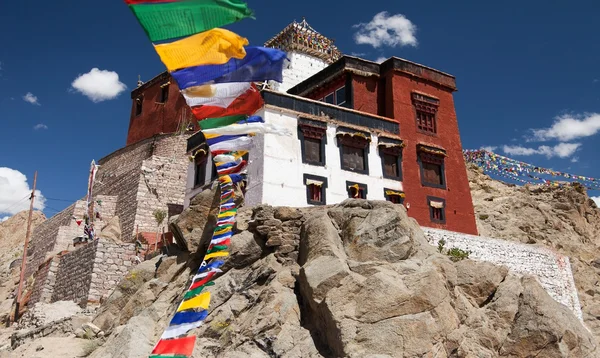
[244,107,404,207]
[272,52,328,93]
[423,227,583,321]
[184,155,214,208]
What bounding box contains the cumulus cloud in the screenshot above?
[530,113,600,142]
[353,12,417,48]
[502,143,581,158]
[33,123,48,130]
[374,56,387,63]
[592,196,600,207]
[23,92,40,106]
[71,68,127,103]
[480,146,498,152]
[0,168,45,218]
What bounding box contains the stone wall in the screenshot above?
[28,257,52,306]
[50,240,98,306]
[25,204,75,279]
[423,227,583,321]
[88,240,137,304]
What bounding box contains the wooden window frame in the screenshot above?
[427,196,446,224]
[304,174,327,206]
[412,93,439,135]
[379,145,403,180]
[384,189,405,204]
[298,119,327,166]
[335,86,346,106]
[418,148,446,190]
[337,130,370,175]
[346,181,367,199]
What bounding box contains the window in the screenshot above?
[384,189,405,204]
[135,96,143,116]
[337,130,370,174]
[379,140,404,179]
[160,84,169,103]
[412,93,439,134]
[418,146,446,189]
[427,196,446,224]
[335,86,346,106]
[299,120,327,166]
[324,93,334,104]
[347,181,367,199]
[304,174,327,205]
[193,149,208,187]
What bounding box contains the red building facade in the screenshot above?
[288,57,477,234]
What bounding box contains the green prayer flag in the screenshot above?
[199,115,246,130]
[207,245,229,254]
[183,282,215,300]
[215,224,234,231]
[130,0,254,42]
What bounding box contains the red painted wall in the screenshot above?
[352,75,380,115]
[386,72,477,234]
[305,75,346,102]
[126,76,194,146]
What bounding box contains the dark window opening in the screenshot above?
[384,189,405,204]
[335,86,346,106]
[194,151,208,187]
[135,97,143,116]
[419,150,446,189]
[338,132,369,174]
[413,93,439,134]
[383,153,400,178]
[324,93,334,104]
[305,174,327,205]
[347,182,367,199]
[160,85,169,103]
[299,122,326,166]
[416,110,436,133]
[428,196,446,224]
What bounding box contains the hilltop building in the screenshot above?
[22,18,477,310]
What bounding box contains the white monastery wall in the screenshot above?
[423,227,583,321]
[244,107,403,207]
[274,52,328,93]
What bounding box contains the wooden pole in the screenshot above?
[15,171,37,321]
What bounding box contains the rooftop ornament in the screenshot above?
[264,18,342,63]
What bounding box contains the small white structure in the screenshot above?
[264,19,341,93]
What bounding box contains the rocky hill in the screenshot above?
[468,164,600,336]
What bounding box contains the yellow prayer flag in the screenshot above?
[204,251,229,260]
[154,28,248,72]
[177,292,211,312]
[214,227,232,236]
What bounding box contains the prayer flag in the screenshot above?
[204,251,229,260]
[129,0,253,42]
[171,46,286,89]
[161,321,205,339]
[198,115,246,130]
[178,292,211,312]
[206,134,247,146]
[183,82,251,108]
[154,28,248,72]
[183,282,215,300]
[171,310,209,326]
[151,336,196,356]
[191,84,263,120]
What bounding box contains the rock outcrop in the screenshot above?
[468,164,600,337]
[85,200,598,357]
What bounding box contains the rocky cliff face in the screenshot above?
[84,197,598,358]
[468,164,600,337]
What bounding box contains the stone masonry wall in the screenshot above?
[423,227,583,321]
[134,135,189,234]
[50,240,98,306]
[28,257,52,306]
[25,204,75,279]
[88,240,137,304]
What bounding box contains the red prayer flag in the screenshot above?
[190,272,216,291]
[151,336,196,356]
[192,85,263,120]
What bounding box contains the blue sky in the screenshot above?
[1,0,599,219]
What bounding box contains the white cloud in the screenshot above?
[71,68,127,103]
[350,52,367,57]
[353,12,417,48]
[502,143,580,158]
[0,168,45,217]
[23,92,40,106]
[592,196,600,207]
[33,123,48,130]
[1,216,9,222]
[480,146,498,152]
[571,157,579,163]
[375,56,387,63]
[530,113,600,142]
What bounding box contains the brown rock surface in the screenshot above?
[468,164,600,337]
